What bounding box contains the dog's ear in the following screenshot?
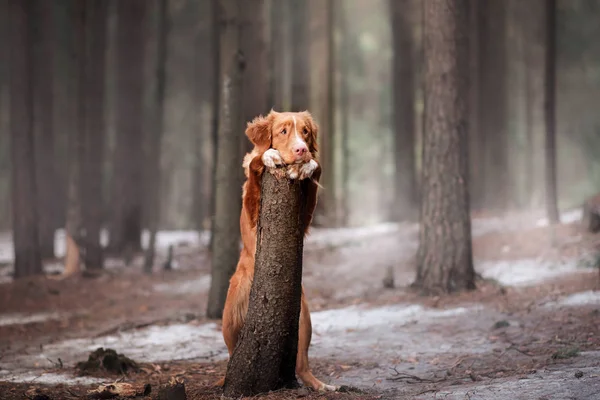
[245,113,273,153]
[299,111,319,154]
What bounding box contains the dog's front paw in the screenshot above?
[262,149,284,169]
[286,164,300,180]
[298,159,318,180]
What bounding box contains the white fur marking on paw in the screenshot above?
[319,384,338,392]
[287,165,299,180]
[262,148,283,168]
[299,159,318,180]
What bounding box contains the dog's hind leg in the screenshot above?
[213,271,251,387]
[296,291,337,391]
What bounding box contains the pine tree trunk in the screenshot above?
[206,0,245,319]
[479,0,510,211]
[10,0,43,278]
[64,0,87,277]
[110,0,146,255]
[144,0,168,273]
[208,0,220,253]
[241,0,268,157]
[338,0,350,226]
[415,0,475,295]
[192,0,213,232]
[289,0,310,111]
[312,0,335,227]
[81,0,108,270]
[390,0,417,222]
[32,0,57,259]
[467,0,483,211]
[223,170,305,397]
[544,0,560,224]
[268,0,287,111]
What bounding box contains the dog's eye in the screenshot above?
[281,128,287,135]
[303,128,308,135]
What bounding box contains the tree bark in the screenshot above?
[223,169,305,397]
[268,0,287,111]
[206,0,245,319]
[64,0,87,277]
[544,0,560,224]
[289,0,310,111]
[144,0,169,273]
[110,0,146,255]
[415,0,475,294]
[241,0,268,158]
[32,0,57,259]
[192,0,213,232]
[208,0,220,253]
[9,0,43,278]
[390,0,417,222]
[312,0,335,227]
[338,0,350,226]
[81,0,108,269]
[467,0,483,211]
[479,0,510,211]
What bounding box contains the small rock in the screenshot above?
[493,320,510,329]
[575,371,584,379]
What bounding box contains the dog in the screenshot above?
[215,110,336,392]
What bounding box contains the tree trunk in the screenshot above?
[206,0,245,319]
[467,0,483,212]
[312,0,335,227]
[64,0,87,277]
[390,0,417,222]
[338,0,350,226]
[110,0,146,255]
[9,0,43,278]
[32,0,57,259]
[415,0,475,294]
[144,0,168,273]
[241,0,268,157]
[544,0,560,224]
[192,0,213,232]
[479,0,510,211]
[289,0,310,111]
[268,0,287,111]
[223,170,305,397]
[208,0,220,253]
[81,0,108,270]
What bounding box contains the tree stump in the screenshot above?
[582,194,600,233]
[223,168,306,397]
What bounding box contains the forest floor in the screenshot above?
[0,209,599,399]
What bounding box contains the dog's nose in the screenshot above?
[294,145,308,156]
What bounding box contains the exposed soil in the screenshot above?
[1,210,599,399]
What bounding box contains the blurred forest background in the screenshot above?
[1,0,600,268]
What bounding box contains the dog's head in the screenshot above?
[245,110,319,164]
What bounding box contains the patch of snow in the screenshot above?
[479,258,582,287]
[420,352,600,400]
[2,322,228,370]
[153,275,211,294]
[309,303,498,360]
[0,370,104,385]
[0,312,62,327]
[311,304,477,333]
[536,208,583,227]
[305,223,403,250]
[545,290,600,308]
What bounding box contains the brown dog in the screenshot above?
[215,110,336,391]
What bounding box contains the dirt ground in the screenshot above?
[1,210,599,399]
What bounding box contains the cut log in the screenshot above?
[223,167,305,397]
